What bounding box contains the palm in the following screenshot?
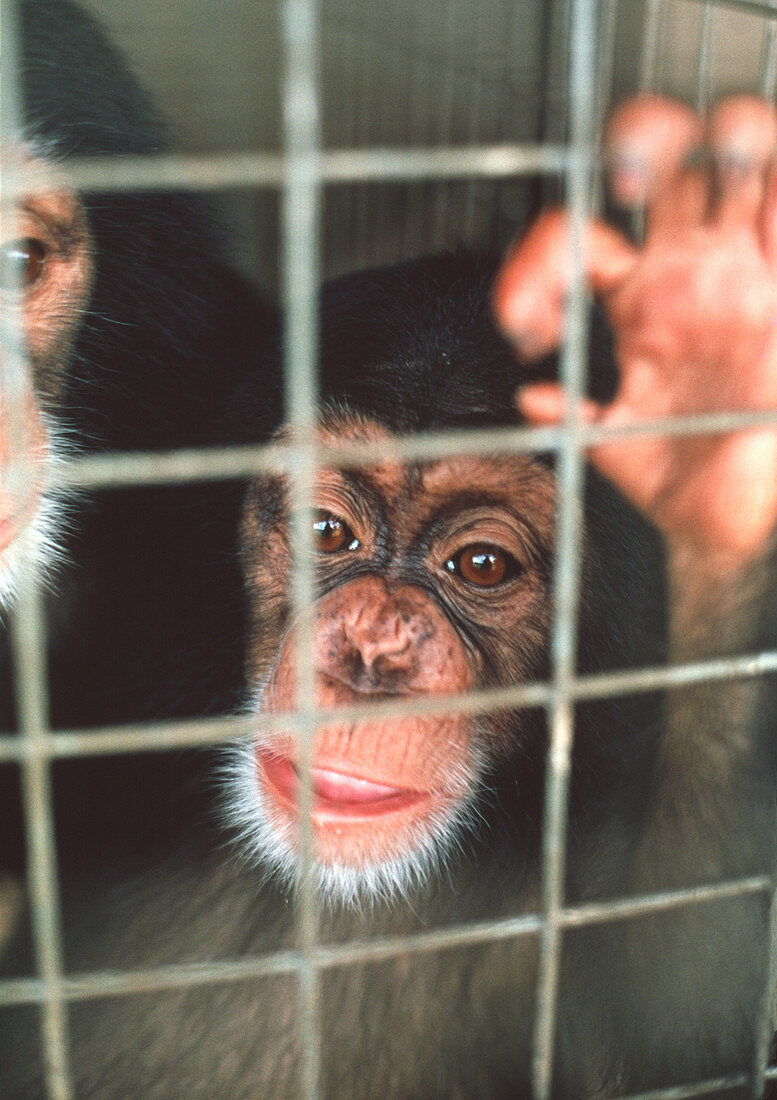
[600,219,777,556]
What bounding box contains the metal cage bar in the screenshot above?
[531,0,598,1095]
[2,0,777,1097]
[0,873,770,1010]
[281,0,325,1095]
[759,0,777,94]
[695,0,717,110]
[10,576,71,1100]
[1,0,71,1095]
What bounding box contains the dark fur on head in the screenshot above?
[316,250,618,432]
[19,0,281,450]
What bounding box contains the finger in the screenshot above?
[515,382,602,426]
[494,211,571,359]
[516,383,669,515]
[605,95,706,235]
[759,162,777,266]
[494,210,637,359]
[707,95,777,230]
[587,433,669,519]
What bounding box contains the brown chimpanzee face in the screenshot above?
[0,154,93,600]
[233,410,556,903]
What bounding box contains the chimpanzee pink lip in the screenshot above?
[257,749,432,821]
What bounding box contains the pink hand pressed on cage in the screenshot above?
[493,93,777,566]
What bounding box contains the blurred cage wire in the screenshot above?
[3,0,777,1098]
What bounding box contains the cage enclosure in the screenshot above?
[2,0,777,1097]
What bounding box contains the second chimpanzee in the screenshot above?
[0,0,280,875]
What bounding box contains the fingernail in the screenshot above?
[607,152,650,206]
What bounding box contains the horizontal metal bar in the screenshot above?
[0,875,767,1009]
[6,144,568,196]
[3,647,777,763]
[620,1074,751,1099]
[0,715,251,760]
[47,405,777,491]
[686,0,777,20]
[559,875,772,928]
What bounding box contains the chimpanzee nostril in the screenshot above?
[345,605,413,669]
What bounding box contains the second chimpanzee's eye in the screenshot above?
[0,238,47,290]
[313,512,360,553]
[446,543,520,588]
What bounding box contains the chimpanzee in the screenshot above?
[0,0,280,876]
[3,91,777,1096]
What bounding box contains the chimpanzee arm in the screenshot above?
[496,94,777,1090]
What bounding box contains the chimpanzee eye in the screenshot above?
[446,543,519,588]
[313,511,360,553]
[0,238,47,290]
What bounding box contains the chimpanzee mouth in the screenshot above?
[257,749,433,821]
[224,737,482,903]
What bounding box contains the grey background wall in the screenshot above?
[75,0,777,291]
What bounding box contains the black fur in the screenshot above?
[4,252,772,1096]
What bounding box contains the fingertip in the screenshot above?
[515,383,601,426]
[708,95,777,169]
[708,96,777,229]
[493,268,559,360]
[515,384,562,426]
[493,211,570,358]
[605,95,702,209]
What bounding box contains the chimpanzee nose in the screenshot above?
[343,594,415,669]
[314,573,470,696]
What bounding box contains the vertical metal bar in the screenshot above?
[401,4,429,258]
[595,0,618,116]
[2,2,71,1097]
[544,0,572,147]
[592,0,619,213]
[639,0,663,93]
[531,0,598,1095]
[281,0,322,1096]
[351,35,374,268]
[462,74,486,243]
[11,576,72,1100]
[695,1,716,114]
[759,0,777,99]
[751,872,777,1098]
[0,0,37,512]
[430,0,460,246]
[462,0,487,244]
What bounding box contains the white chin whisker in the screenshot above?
[218,728,485,909]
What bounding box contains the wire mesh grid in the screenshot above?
[2,0,777,1097]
